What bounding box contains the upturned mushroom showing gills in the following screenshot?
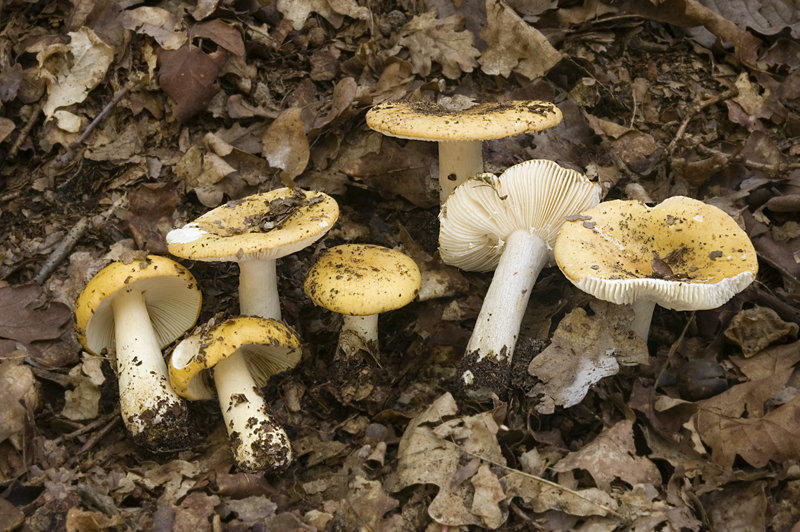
[74,256,202,451]
[167,188,339,321]
[439,160,601,401]
[366,100,562,203]
[554,196,758,340]
[303,244,421,358]
[170,317,301,472]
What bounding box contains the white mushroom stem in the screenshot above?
[463,230,548,384]
[110,287,186,438]
[213,351,292,472]
[438,140,484,202]
[239,259,281,320]
[630,299,657,341]
[339,314,379,357]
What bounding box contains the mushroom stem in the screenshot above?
[213,351,292,472]
[339,314,379,357]
[111,287,187,442]
[239,259,280,320]
[630,299,657,341]
[461,229,548,400]
[438,140,484,202]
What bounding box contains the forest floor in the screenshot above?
[1,0,800,531]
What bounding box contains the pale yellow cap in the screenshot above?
[167,188,339,262]
[366,100,562,142]
[169,316,301,401]
[554,197,758,311]
[304,244,422,316]
[74,256,202,356]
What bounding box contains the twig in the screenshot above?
[695,144,800,173]
[6,103,41,161]
[54,82,133,169]
[52,408,120,445]
[33,216,89,285]
[666,87,738,156]
[76,414,122,455]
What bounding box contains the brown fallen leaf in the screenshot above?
[158,45,228,123]
[552,420,662,490]
[398,11,480,79]
[0,284,71,356]
[120,181,182,253]
[119,6,187,50]
[479,0,562,80]
[0,357,37,449]
[724,306,799,357]
[262,107,309,188]
[192,19,245,56]
[701,481,768,532]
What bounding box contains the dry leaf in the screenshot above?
[552,420,662,490]
[398,11,480,79]
[120,7,187,50]
[277,0,369,30]
[700,0,800,38]
[0,284,71,354]
[725,306,799,357]
[158,45,228,123]
[37,27,114,120]
[120,182,182,253]
[0,358,37,447]
[0,117,14,143]
[479,0,562,80]
[528,301,648,413]
[262,107,309,187]
[192,19,245,56]
[701,481,768,531]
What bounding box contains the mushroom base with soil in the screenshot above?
[459,229,548,402]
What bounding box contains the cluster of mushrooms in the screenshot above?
[73,99,759,472]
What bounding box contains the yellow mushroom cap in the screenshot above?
[554,196,758,311]
[303,244,422,316]
[439,159,602,272]
[366,100,562,142]
[170,317,302,401]
[74,256,202,356]
[167,188,339,262]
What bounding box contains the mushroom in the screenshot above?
[439,160,601,401]
[303,244,421,358]
[74,256,202,451]
[366,100,562,202]
[554,196,758,340]
[167,188,339,320]
[170,316,301,472]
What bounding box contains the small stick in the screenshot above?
[52,409,120,445]
[666,87,738,156]
[33,216,89,285]
[696,144,800,172]
[6,103,41,161]
[54,82,133,169]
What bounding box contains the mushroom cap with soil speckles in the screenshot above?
[170,317,302,401]
[166,188,339,262]
[304,244,422,316]
[554,196,758,311]
[74,256,202,355]
[365,100,562,141]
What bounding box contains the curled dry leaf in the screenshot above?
[0,358,37,448]
[37,27,114,120]
[479,0,562,80]
[397,11,480,80]
[724,306,799,357]
[277,0,370,31]
[158,46,228,123]
[528,301,648,414]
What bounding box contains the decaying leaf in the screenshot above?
[696,347,800,468]
[528,301,648,413]
[0,284,71,356]
[0,117,14,143]
[262,107,310,187]
[120,181,182,253]
[552,420,662,490]
[276,0,370,31]
[158,45,228,123]
[37,27,114,120]
[0,357,37,448]
[119,6,187,50]
[397,11,480,79]
[479,0,562,80]
[724,306,799,357]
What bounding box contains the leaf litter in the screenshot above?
[0,0,800,530]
